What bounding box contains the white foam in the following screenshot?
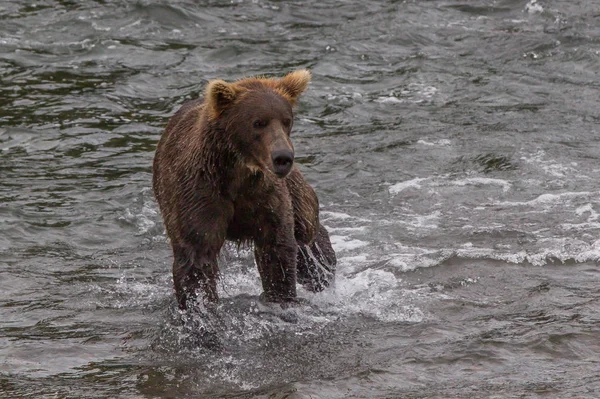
[325,269,425,322]
[525,0,543,14]
[389,175,512,197]
[575,203,599,222]
[91,22,111,32]
[375,96,403,104]
[329,235,369,252]
[389,178,426,196]
[210,356,259,390]
[375,246,456,273]
[414,210,441,229]
[521,149,577,178]
[417,139,452,146]
[121,204,158,235]
[453,238,600,266]
[495,191,595,208]
[320,211,355,220]
[376,84,438,104]
[326,226,367,233]
[450,177,511,192]
[90,274,172,309]
[338,254,369,264]
[375,236,600,271]
[560,222,600,231]
[118,188,160,235]
[220,267,261,298]
[386,252,448,272]
[412,84,438,98]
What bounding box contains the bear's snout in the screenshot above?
[271,149,294,177]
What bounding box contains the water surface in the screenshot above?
[1,0,600,397]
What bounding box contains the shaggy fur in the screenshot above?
[153,70,336,309]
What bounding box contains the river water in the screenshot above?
[1,0,600,397]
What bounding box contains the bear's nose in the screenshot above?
[271,149,294,177]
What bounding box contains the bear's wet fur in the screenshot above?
[153,70,336,310]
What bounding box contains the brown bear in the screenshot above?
[152,70,336,310]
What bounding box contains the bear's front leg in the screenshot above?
[253,196,298,302]
[254,237,298,302]
[170,200,232,310]
[172,243,220,310]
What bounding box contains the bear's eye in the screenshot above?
[253,120,268,129]
[282,118,292,129]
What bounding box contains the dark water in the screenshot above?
[2,0,600,397]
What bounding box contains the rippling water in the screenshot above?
[1,0,600,397]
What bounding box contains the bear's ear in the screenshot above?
[277,69,311,104]
[205,79,246,118]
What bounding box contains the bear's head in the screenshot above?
[204,70,311,178]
